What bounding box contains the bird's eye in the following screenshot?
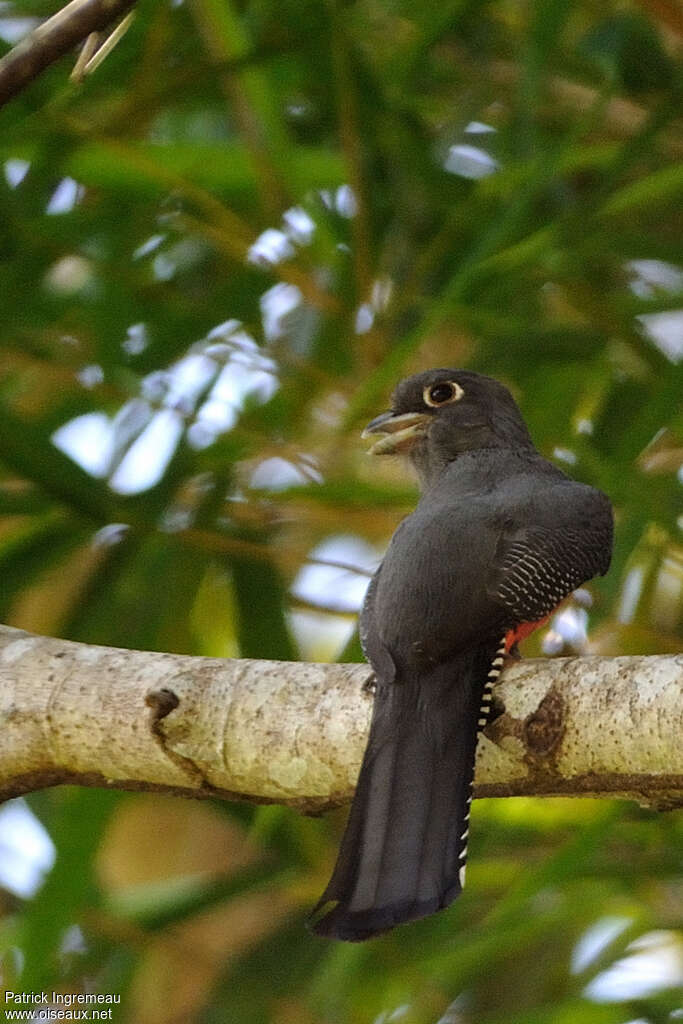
[423,381,464,407]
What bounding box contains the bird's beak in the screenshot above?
[361,410,431,456]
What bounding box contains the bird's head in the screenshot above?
[362,369,534,485]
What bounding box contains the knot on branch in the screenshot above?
[523,689,566,760]
[146,687,180,727]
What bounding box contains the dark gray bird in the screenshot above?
[310,369,613,941]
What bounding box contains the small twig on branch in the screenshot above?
[0,0,138,109]
[1,624,681,813]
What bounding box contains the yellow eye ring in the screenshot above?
[423,381,464,408]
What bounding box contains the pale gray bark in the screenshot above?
[0,624,681,811]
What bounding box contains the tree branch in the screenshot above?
[0,624,681,812]
[0,0,137,109]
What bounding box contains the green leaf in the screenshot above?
[602,161,683,215]
[0,514,90,621]
[19,789,120,991]
[230,556,297,660]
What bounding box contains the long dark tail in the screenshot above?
[310,639,505,941]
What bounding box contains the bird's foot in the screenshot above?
[504,642,522,662]
[362,673,377,695]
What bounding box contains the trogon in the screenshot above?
[311,369,613,941]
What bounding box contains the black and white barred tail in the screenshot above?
[457,634,507,888]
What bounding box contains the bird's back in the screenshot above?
[366,448,609,674]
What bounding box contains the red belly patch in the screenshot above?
[504,614,552,653]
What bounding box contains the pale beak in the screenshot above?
[361,410,431,456]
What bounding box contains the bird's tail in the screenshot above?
[310,638,505,941]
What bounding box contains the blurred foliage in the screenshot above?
[0,0,682,1021]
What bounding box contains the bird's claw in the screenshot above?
[504,642,522,662]
[362,673,377,695]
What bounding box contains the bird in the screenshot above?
[310,368,613,942]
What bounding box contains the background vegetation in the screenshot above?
[0,0,681,1021]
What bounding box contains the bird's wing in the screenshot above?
[489,487,613,624]
[359,568,379,663]
[359,566,398,684]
